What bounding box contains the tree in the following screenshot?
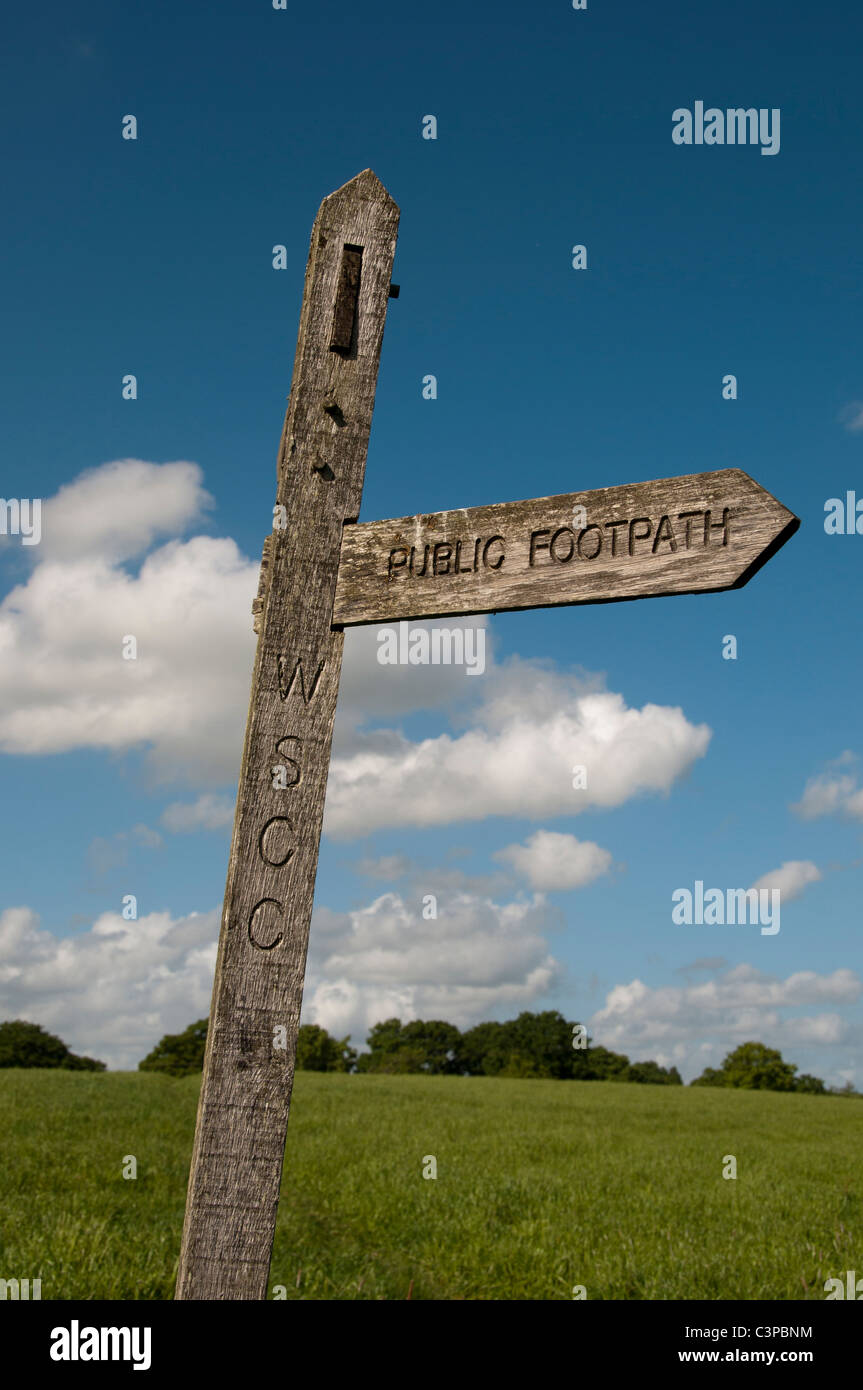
[399,1020,461,1074]
[463,1011,584,1079]
[580,1044,630,1081]
[692,1042,798,1092]
[460,1015,633,1082]
[794,1073,826,1095]
[363,1018,405,1059]
[690,1066,725,1088]
[62,1053,108,1071]
[356,1017,410,1072]
[139,1019,207,1078]
[0,1019,105,1071]
[358,1018,461,1074]
[296,1024,356,1072]
[506,1011,578,1079]
[356,1046,429,1074]
[720,1042,797,1091]
[460,1021,507,1075]
[623,1060,682,1085]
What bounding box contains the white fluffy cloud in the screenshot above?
[324,665,711,837]
[38,458,214,561]
[495,829,613,891]
[0,904,218,1070]
[589,963,860,1079]
[0,462,258,782]
[751,860,821,903]
[793,765,863,821]
[302,890,561,1040]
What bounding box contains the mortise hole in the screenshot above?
[329,244,363,355]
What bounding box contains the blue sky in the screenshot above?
[1,0,861,1079]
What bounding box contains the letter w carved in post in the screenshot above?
[277,655,326,704]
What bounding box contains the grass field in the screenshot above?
[1,1069,861,1300]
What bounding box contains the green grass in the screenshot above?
[1,1069,860,1299]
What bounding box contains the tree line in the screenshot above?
[0,1019,105,1071]
[132,1014,859,1094]
[136,1012,851,1094]
[133,1011,682,1082]
[2,1013,858,1097]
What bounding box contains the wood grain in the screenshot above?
[175,170,399,1301]
[332,469,799,626]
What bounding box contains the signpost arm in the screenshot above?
[175,170,399,1300]
[332,474,799,626]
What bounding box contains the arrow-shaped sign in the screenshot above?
[332,469,799,626]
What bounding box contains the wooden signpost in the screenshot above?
[175,170,799,1300]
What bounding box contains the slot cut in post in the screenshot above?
[329,244,363,353]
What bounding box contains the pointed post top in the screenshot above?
[322,168,399,216]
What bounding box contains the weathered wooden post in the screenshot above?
[175,169,399,1300]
